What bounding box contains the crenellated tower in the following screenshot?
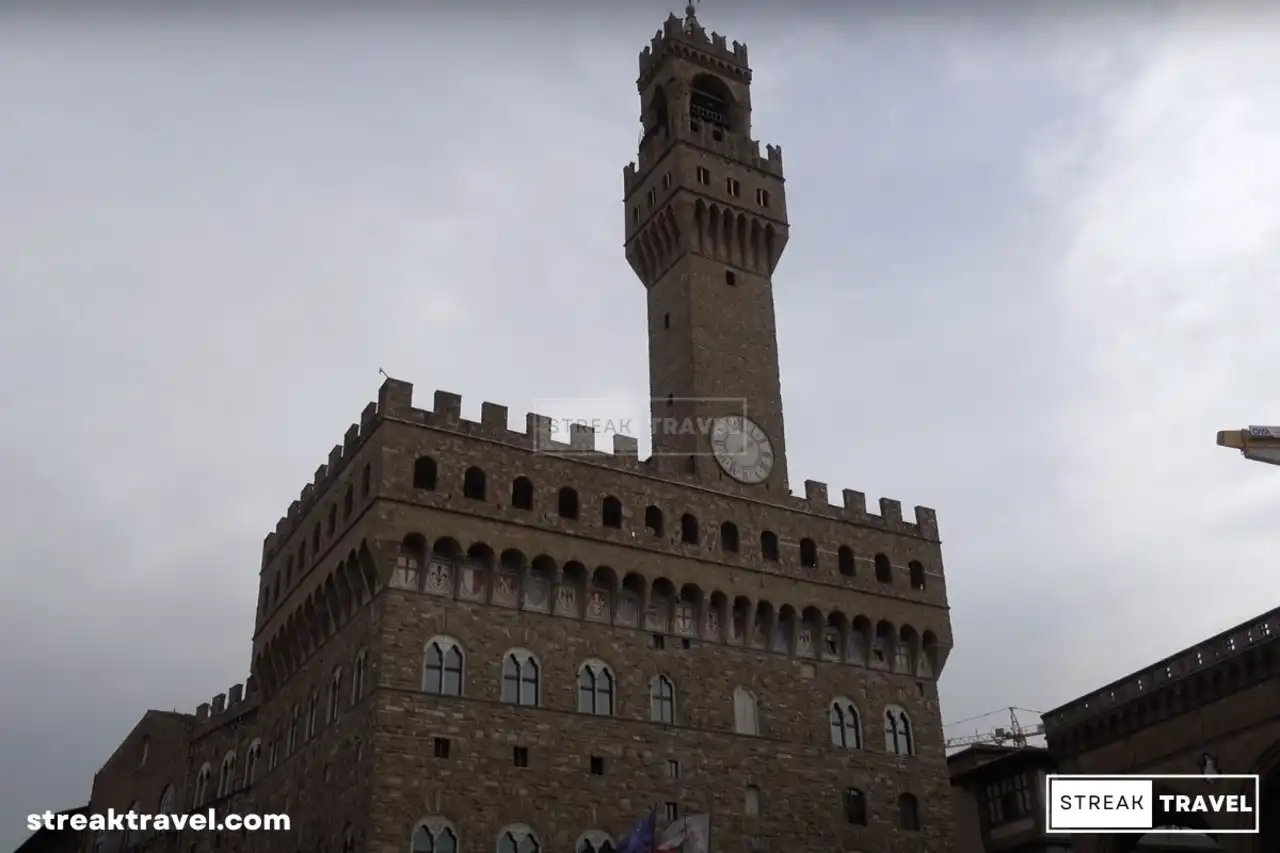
[623,5,791,494]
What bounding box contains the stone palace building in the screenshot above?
[81,7,956,853]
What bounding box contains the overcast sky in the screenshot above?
[4,1,1280,845]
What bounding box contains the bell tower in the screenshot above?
[623,5,790,493]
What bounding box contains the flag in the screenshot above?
[616,809,657,853]
[655,813,711,853]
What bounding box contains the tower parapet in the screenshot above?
[638,12,749,86]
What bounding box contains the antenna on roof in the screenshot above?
[378,367,388,379]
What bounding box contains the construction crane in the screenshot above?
[944,706,1045,750]
[1216,425,1280,466]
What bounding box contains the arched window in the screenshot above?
[413,456,438,490]
[577,661,615,715]
[719,522,739,553]
[361,463,371,497]
[650,676,676,724]
[268,735,279,770]
[644,505,663,536]
[601,496,623,528]
[874,552,893,583]
[501,650,540,707]
[511,477,534,510]
[342,483,354,520]
[122,801,140,847]
[838,546,855,576]
[680,513,699,544]
[217,751,236,798]
[423,637,465,696]
[158,785,175,814]
[306,690,319,739]
[733,687,758,735]
[463,466,486,500]
[411,821,458,853]
[351,648,368,702]
[897,793,921,830]
[288,705,301,752]
[328,667,343,723]
[760,531,779,561]
[244,739,262,786]
[799,538,818,568]
[909,560,926,590]
[843,788,867,825]
[829,699,862,749]
[497,826,541,853]
[558,487,579,519]
[576,833,616,853]
[885,705,915,756]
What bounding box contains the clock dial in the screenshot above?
[710,416,774,485]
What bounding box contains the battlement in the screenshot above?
[193,677,258,730]
[328,378,938,540]
[623,138,783,196]
[638,13,749,85]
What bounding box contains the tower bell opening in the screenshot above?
[689,74,733,130]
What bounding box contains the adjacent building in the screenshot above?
[75,7,956,853]
[948,744,1067,853]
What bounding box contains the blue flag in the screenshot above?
[616,809,657,853]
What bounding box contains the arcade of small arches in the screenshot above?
[252,543,380,697]
[408,456,931,591]
[390,534,943,678]
[418,636,919,755]
[410,821,617,853]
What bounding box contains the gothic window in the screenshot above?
[680,514,699,544]
[360,463,371,497]
[411,822,458,853]
[874,552,893,583]
[122,802,140,847]
[342,484,354,520]
[733,687,758,735]
[756,188,770,208]
[897,793,921,830]
[885,705,915,756]
[511,477,534,510]
[577,835,616,853]
[288,706,301,752]
[720,522,739,553]
[217,751,236,798]
[577,661,615,715]
[342,825,355,853]
[760,531,779,561]
[909,560,926,590]
[829,699,862,749]
[92,831,105,853]
[306,690,319,739]
[423,637,465,696]
[843,788,867,825]
[497,827,541,853]
[158,785,175,814]
[351,648,367,702]
[502,650,540,707]
[838,546,855,576]
[413,456,438,490]
[799,538,818,568]
[463,466,486,500]
[244,739,262,786]
[602,496,623,528]
[650,676,676,724]
[327,503,337,535]
[327,667,343,722]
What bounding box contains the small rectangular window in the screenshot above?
[725,270,736,286]
[632,206,639,223]
[690,121,701,133]
[590,756,605,775]
[652,634,665,649]
[726,177,740,196]
[513,746,529,767]
[664,802,679,822]
[663,313,670,329]
[433,738,450,759]
[756,188,770,207]
[647,189,657,206]
[662,172,672,189]
[697,167,711,186]
[666,759,681,779]
[681,638,692,649]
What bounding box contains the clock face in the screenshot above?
[710,416,774,484]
